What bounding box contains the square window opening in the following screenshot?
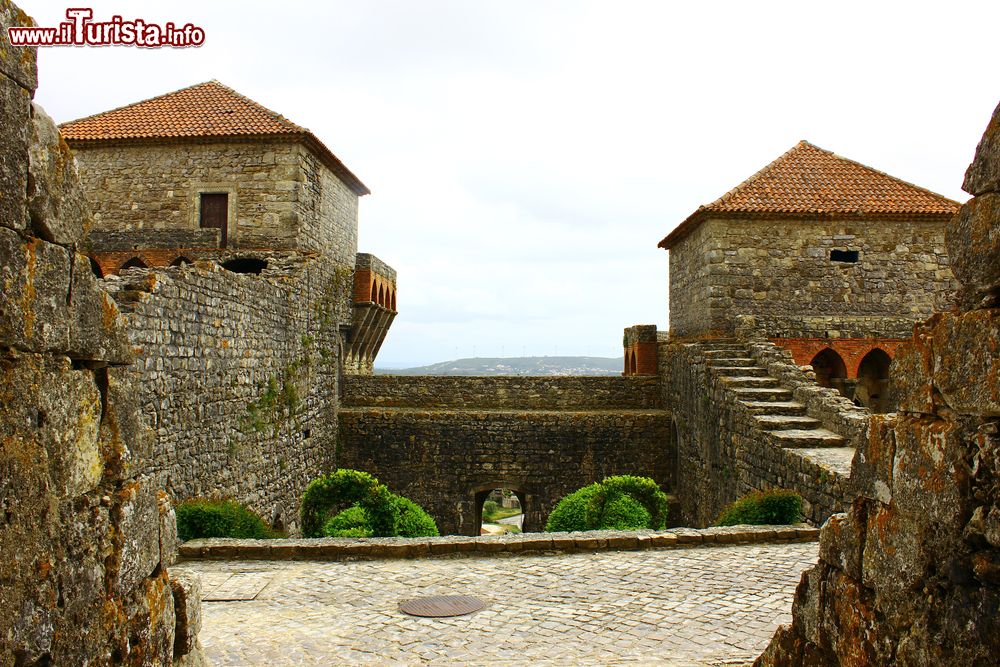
[830,249,859,263]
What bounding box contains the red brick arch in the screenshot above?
[772,338,905,379]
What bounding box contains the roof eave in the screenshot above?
[658,208,959,250]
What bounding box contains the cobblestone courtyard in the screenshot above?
[176,542,817,665]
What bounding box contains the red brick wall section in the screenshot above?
[93,249,198,276]
[351,267,397,311]
[771,338,907,378]
[623,343,658,376]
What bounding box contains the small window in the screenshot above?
[830,249,859,263]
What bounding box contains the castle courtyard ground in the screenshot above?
[176,542,817,665]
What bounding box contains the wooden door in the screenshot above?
[200,193,228,248]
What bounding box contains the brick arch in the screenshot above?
[847,344,894,379]
[810,347,848,390]
[390,288,396,311]
[120,256,148,271]
[370,280,378,303]
[377,283,385,307]
[170,255,192,267]
[88,256,104,278]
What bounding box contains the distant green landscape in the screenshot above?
[376,356,625,376]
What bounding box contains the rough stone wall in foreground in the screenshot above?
[0,3,200,662]
[338,376,671,535]
[757,102,1000,666]
[668,217,954,338]
[105,255,352,535]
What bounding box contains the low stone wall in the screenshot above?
[178,524,820,561]
[342,374,662,409]
[104,253,353,535]
[338,407,672,535]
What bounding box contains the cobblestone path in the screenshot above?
[176,542,817,666]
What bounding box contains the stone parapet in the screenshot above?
[178,524,819,561]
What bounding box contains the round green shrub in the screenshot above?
[545,476,668,532]
[301,469,438,538]
[175,499,272,541]
[300,469,398,538]
[599,494,652,530]
[715,489,803,526]
[544,484,600,532]
[322,505,374,538]
[394,495,439,537]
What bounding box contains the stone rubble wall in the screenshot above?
[660,338,857,527]
[341,374,663,410]
[72,138,360,266]
[757,101,1000,666]
[669,217,954,338]
[0,2,202,662]
[103,252,353,535]
[338,375,671,535]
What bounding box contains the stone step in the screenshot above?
[740,401,808,416]
[768,428,847,448]
[731,387,793,401]
[710,366,769,377]
[787,447,856,477]
[753,414,822,429]
[719,376,779,388]
[706,357,756,368]
[703,348,751,358]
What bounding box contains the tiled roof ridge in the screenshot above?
[59,80,305,137]
[711,140,957,211]
[658,140,960,249]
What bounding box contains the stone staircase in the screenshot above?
[701,342,856,477]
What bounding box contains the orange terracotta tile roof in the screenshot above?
[658,141,959,249]
[60,80,369,196]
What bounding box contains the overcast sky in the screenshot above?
[22,0,999,366]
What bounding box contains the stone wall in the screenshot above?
[660,334,864,527]
[104,253,353,535]
[342,374,663,409]
[757,102,1000,666]
[72,139,359,262]
[0,2,200,661]
[338,375,671,535]
[668,217,955,338]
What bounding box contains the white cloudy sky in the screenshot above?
[21,0,999,366]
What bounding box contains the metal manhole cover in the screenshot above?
[399,595,486,618]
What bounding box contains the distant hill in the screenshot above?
[376,356,625,376]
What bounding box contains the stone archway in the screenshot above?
[856,348,892,413]
[470,484,531,536]
[810,348,850,399]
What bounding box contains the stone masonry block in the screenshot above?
[947,194,1000,304]
[889,330,935,416]
[0,0,37,91]
[28,103,91,245]
[158,490,177,567]
[114,476,162,597]
[0,226,71,353]
[99,366,154,478]
[0,72,29,232]
[964,100,1000,196]
[930,309,1000,416]
[170,570,203,657]
[68,251,133,364]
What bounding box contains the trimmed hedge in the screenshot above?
[302,469,439,538]
[175,499,273,541]
[714,489,803,526]
[545,475,668,532]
